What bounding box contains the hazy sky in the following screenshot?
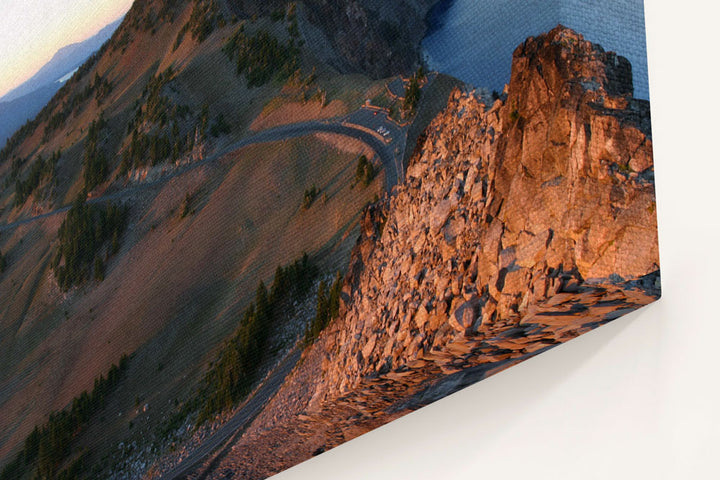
[0,0,134,98]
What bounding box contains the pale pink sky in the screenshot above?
[0,0,134,98]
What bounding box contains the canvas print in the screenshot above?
[0,0,659,478]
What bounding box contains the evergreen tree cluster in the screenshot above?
[14,150,60,207]
[0,356,129,480]
[304,272,343,345]
[123,128,174,169]
[139,66,177,126]
[287,3,300,39]
[198,103,209,139]
[302,185,319,209]
[44,72,113,138]
[403,68,423,116]
[270,8,287,22]
[53,196,127,290]
[188,0,225,42]
[122,68,213,171]
[196,254,317,424]
[223,27,299,88]
[122,114,200,170]
[175,0,225,49]
[120,0,185,38]
[5,155,27,188]
[355,154,375,187]
[92,72,114,104]
[209,113,231,137]
[82,116,109,191]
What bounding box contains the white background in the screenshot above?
[275,1,720,479]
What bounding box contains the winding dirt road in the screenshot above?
[0,106,410,478]
[0,108,406,233]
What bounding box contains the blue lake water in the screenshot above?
[422,0,649,100]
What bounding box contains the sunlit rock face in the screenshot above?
[314,25,659,402]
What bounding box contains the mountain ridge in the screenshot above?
[0,17,124,147]
[0,17,123,104]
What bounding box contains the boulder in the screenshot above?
[449,296,480,333]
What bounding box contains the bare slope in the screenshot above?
[0,134,382,467]
[0,0,387,467]
[0,0,445,473]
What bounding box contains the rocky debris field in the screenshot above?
[187,26,660,479]
[104,276,329,480]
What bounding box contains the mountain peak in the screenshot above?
[508,25,634,114]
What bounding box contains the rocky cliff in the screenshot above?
[304,0,437,78]
[201,26,660,479]
[310,24,660,403]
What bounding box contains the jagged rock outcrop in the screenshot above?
[203,26,660,479]
[309,25,659,401]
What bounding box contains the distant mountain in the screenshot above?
[0,17,123,146]
[0,18,123,104]
[0,83,61,146]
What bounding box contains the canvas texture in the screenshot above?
[0,1,658,479]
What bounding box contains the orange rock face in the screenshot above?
[314,25,660,402]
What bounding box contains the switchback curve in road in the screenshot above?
[0,113,404,233]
